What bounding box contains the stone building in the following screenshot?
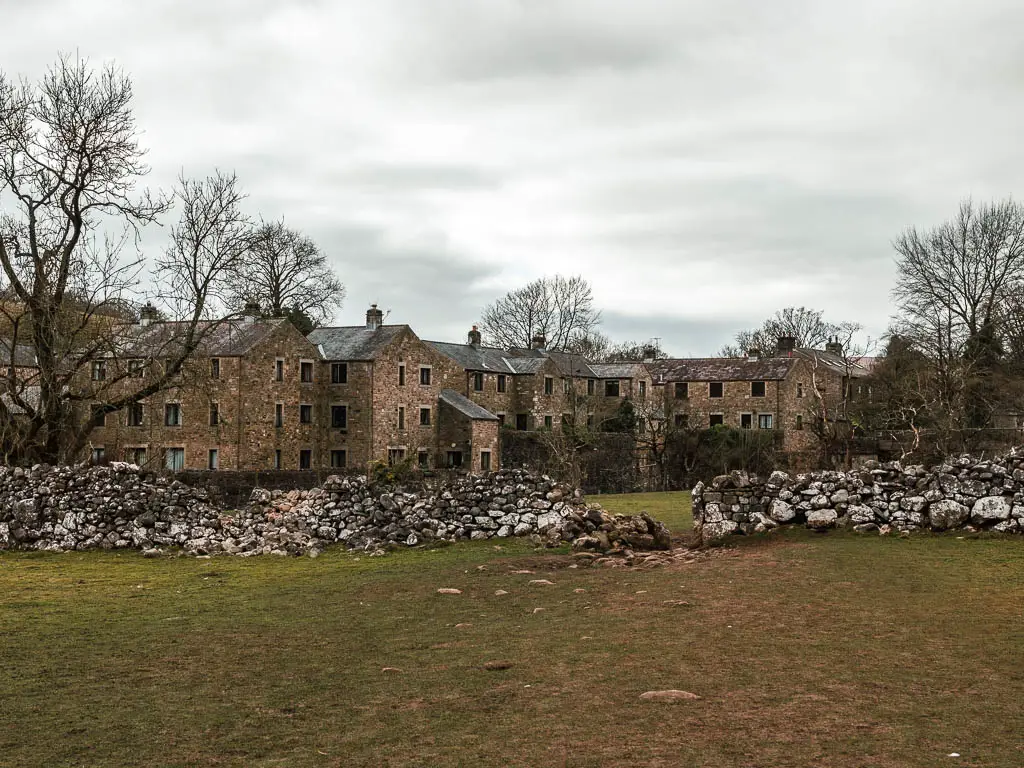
[646,336,869,459]
[308,307,497,472]
[85,310,323,471]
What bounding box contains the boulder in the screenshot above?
[806,509,838,530]
[928,500,969,530]
[971,496,1012,523]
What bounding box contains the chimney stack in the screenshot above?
[776,335,797,356]
[467,325,482,347]
[824,336,844,356]
[747,347,762,360]
[531,333,546,350]
[641,344,658,363]
[242,298,261,324]
[366,304,384,331]
[138,302,159,327]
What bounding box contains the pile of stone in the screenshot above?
[0,463,671,557]
[693,452,1024,544]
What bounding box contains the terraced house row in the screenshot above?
[82,305,651,473]
[69,303,865,474]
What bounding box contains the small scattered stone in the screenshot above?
[529,579,555,586]
[437,588,462,595]
[494,589,509,596]
[483,660,513,671]
[639,690,701,701]
[454,623,473,629]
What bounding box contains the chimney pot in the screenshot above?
[468,325,482,347]
[776,335,797,356]
[531,333,546,350]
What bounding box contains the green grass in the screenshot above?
[1,527,1022,767]
[596,490,693,532]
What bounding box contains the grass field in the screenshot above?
[1,492,1022,767]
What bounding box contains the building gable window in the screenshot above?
[544,415,553,429]
[300,361,314,383]
[127,447,147,466]
[639,380,647,397]
[795,414,804,430]
[419,366,432,386]
[128,359,144,378]
[164,403,182,427]
[91,360,107,381]
[209,402,219,426]
[709,413,724,427]
[516,413,528,431]
[387,448,406,465]
[208,449,219,470]
[300,404,313,424]
[751,381,766,397]
[275,403,284,428]
[127,403,144,427]
[758,413,774,429]
[274,450,282,469]
[91,447,105,464]
[211,358,220,380]
[164,447,184,471]
[419,406,431,426]
[90,404,106,427]
[741,413,752,429]
[480,450,491,471]
[473,372,484,391]
[604,380,620,397]
[299,449,312,470]
[331,362,348,384]
[675,382,688,399]
[275,359,284,382]
[398,363,406,386]
[418,450,429,468]
[674,413,689,428]
[330,449,347,468]
[398,406,405,430]
[587,379,595,396]
[331,405,348,429]
[544,376,554,395]
[797,382,804,398]
[497,374,507,393]
[709,382,724,398]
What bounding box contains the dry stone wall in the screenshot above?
[0,464,669,556]
[693,453,1024,544]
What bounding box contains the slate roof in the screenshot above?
[589,363,644,379]
[506,358,546,374]
[507,348,599,377]
[0,340,37,367]
[647,357,797,382]
[795,349,870,377]
[439,389,499,420]
[425,340,519,373]
[114,318,296,358]
[308,325,408,361]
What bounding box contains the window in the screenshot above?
[274,449,282,469]
[639,380,647,398]
[446,450,463,468]
[497,374,507,393]
[208,449,219,470]
[544,415,553,429]
[675,382,688,399]
[128,359,144,377]
[480,450,491,471]
[709,382,723,398]
[387,448,406,465]
[417,450,429,468]
[91,360,106,381]
[563,378,571,395]
[332,405,348,429]
[300,361,314,383]
[709,414,724,427]
[751,381,766,398]
[562,413,572,429]
[331,362,348,384]
[127,403,143,427]
[758,414,774,430]
[211,358,220,380]
[587,379,595,396]
[605,380,620,397]
[275,359,284,382]
[91,447,105,464]
[398,406,405,430]
[398,363,406,386]
[299,449,312,470]
[544,376,554,395]
[300,404,313,424]
[164,447,184,471]
[674,413,689,429]
[419,406,431,426]
[275,403,284,428]
[330,449,347,468]
[795,414,804,431]
[516,413,529,431]
[90,404,106,427]
[473,372,484,392]
[741,413,752,429]
[586,414,595,429]
[797,382,804,398]
[497,413,506,426]
[419,366,431,385]
[209,403,219,426]
[127,447,147,466]
[164,403,182,427]
[164,359,180,379]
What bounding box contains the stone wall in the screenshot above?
[692,453,1024,544]
[0,463,669,556]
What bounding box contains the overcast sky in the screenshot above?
[4,0,1024,355]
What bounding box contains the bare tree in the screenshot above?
[227,219,344,330]
[480,274,601,351]
[720,307,850,357]
[0,57,252,464]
